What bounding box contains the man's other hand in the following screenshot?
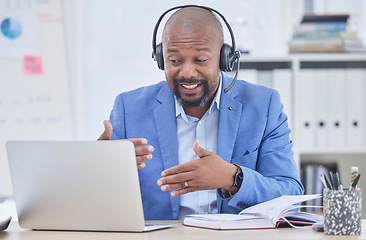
[157,140,238,196]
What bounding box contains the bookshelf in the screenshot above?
[236,53,366,216]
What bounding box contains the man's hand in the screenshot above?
[98,120,114,141]
[157,140,238,196]
[98,120,154,170]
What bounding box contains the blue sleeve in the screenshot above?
[224,90,304,210]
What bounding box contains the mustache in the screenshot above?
[174,78,207,84]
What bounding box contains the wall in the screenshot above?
[78,0,300,140]
[0,0,73,197]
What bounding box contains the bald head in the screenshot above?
[162,7,224,44]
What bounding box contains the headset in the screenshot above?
[151,5,241,93]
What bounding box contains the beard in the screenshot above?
[173,78,214,109]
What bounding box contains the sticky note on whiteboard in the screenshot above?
[23,55,44,75]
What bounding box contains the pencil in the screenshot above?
[351,166,359,188]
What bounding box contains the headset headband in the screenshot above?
[152,5,237,58]
[152,5,240,93]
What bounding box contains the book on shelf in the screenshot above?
[292,30,356,40]
[183,194,323,230]
[289,37,366,53]
[294,22,347,33]
[300,14,350,23]
[289,13,366,53]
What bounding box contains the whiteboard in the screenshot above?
[0,0,73,196]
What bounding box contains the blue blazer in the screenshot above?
[108,72,304,220]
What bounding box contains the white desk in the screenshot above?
[1,220,366,240]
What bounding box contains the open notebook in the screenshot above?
[183,194,323,230]
[7,140,172,232]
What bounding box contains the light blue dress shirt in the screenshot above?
[175,78,222,220]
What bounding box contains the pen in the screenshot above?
[333,172,339,190]
[352,174,361,190]
[328,171,335,190]
[319,174,328,188]
[324,173,333,190]
[335,171,343,191]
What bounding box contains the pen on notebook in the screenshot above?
[352,174,361,190]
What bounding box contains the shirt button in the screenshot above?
[198,121,202,126]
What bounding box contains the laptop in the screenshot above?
[6,140,172,232]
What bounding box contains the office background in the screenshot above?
[1,0,366,217]
[77,0,366,140]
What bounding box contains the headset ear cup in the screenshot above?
[156,43,164,70]
[220,43,234,72]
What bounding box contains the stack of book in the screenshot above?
[289,14,366,53]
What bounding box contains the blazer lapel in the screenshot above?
[216,75,242,212]
[153,83,180,219]
[217,77,242,163]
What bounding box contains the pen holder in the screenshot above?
[323,188,362,235]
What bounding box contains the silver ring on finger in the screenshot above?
[184,180,189,188]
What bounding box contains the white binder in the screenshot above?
[299,69,316,148]
[272,69,293,130]
[328,68,346,147]
[314,69,329,148]
[363,69,366,147]
[238,69,258,84]
[345,68,364,148]
[257,70,273,88]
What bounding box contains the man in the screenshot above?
[99,6,303,220]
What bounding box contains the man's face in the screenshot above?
[163,26,222,109]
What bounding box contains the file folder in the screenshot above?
[345,68,364,148]
[363,69,366,147]
[328,68,346,147]
[273,69,293,130]
[257,70,273,88]
[314,69,329,147]
[238,69,258,84]
[299,69,316,148]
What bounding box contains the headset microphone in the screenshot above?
[152,5,240,93]
[223,51,240,93]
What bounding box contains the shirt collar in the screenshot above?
[175,74,222,119]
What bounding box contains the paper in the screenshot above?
[239,194,322,218]
[186,213,260,222]
[23,55,44,75]
[183,194,323,230]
